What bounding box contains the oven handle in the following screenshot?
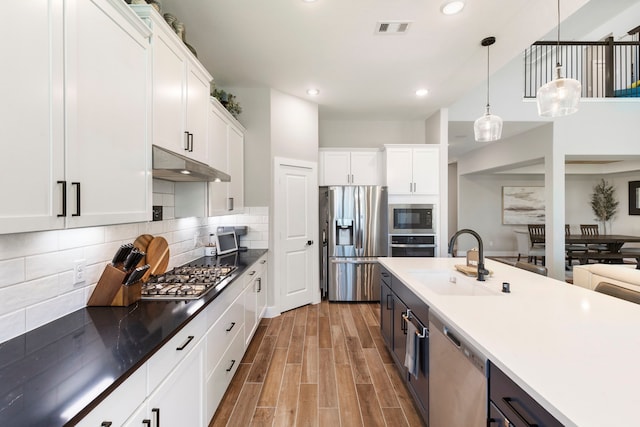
[330,259,379,265]
[390,244,437,248]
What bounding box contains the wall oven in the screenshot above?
[389,235,436,257]
[389,204,434,234]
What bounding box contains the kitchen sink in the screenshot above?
[408,269,499,296]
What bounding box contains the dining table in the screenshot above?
[563,234,640,253]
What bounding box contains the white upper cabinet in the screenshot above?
[385,145,439,195]
[0,0,65,234]
[319,149,382,186]
[208,98,245,215]
[65,0,151,228]
[133,5,212,164]
[0,0,151,234]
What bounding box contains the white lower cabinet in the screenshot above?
[243,255,268,346]
[205,323,245,420]
[123,340,204,427]
[76,365,148,427]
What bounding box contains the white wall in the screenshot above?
[227,87,271,206]
[271,89,319,162]
[319,120,425,148]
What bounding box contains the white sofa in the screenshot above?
[573,264,640,304]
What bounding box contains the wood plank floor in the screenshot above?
[210,301,426,427]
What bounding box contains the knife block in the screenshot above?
[87,264,141,307]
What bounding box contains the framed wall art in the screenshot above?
[502,186,545,225]
[629,181,640,215]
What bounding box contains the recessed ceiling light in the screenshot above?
[180,170,191,175]
[441,1,465,15]
[307,88,320,96]
[415,89,429,97]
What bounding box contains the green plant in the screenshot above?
[590,178,619,233]
[210,84,242,119]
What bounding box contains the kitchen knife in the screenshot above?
[123,264,150,286]
[111,243,132,265]
[123,249,143,271]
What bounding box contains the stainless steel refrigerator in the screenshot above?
[319,186,388,301]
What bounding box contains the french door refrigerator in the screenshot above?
[320,186,387,301]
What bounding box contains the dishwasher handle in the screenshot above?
[443,326,461,348]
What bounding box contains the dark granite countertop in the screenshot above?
[0,249,267,427]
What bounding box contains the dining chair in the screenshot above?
[594,282,640,305]
[515,230,544,264]
[523,226,545,265]
[565,224,587,267]
[580,224,608,252]
[515,261,548,276]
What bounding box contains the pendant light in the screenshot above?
[536,0,581,117]
[474,36,502,142]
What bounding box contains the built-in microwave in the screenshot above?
[388,204,434,234]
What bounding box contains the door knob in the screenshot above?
[307,240,314,246]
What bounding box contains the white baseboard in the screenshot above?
[263,306,280,318]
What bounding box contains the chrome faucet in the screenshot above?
[448,229,489,282]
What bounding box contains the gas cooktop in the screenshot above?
[141,264,237,300]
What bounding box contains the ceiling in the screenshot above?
[158,0,637,158]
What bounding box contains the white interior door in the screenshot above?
[275,158,319,313]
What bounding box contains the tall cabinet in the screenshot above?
[0,0,152,234]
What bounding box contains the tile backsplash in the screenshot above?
[0,206,269,344]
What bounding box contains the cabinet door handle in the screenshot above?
[351,174,354,183]
[226,322,236,332]
[386,294,392,310]
[227,197,234,211]
[257,277,262,292]
[188,132,194,152]
[184,131,190,151]
[176,335,194,351]
[409,182,412,192]
[152,408,160,427]
[226,359,237,372]
[249,270,256,276]
[142,420,151,427]
[101,422,112,427]
[71,182,81,216]
[260,260,266,264]
[57,181,67,217]
[347,174,350,183]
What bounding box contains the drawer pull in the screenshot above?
[142,420,151,427]
[226,322,236,332]
[249,271,256,276]
[176,335,195,351]
[257,278,262,292]
[226,359,237,372]
[260,260,266,264]
[101,423,112,427]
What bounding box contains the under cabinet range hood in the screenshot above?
[152,145,230,182]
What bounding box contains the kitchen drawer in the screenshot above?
[206,292,245,376]
[147,312,206,393]
[76,363,147,427]
[489,361,562,427]
[206,274,244,325]
[205,323,245,420]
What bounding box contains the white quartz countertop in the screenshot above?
[378,257,640,427]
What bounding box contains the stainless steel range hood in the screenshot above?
[152,145,230,182]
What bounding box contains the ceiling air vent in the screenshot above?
[375,21,411,35]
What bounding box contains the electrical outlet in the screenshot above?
[74,259,86,285]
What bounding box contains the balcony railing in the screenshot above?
[524,37,640,99]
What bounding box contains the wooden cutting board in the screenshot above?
[455,264,493,277]
[133,233,154,266]
[144,236,170,281]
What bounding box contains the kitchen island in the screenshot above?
[0,249,267,427]
[379,257,640,427]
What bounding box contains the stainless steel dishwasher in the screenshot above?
[429,312,487,427]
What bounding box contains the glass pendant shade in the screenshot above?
[536,66,581,117]
[474,107,503,142]
[474,36,502,142]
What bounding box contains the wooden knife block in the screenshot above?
[87,264,141,307]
